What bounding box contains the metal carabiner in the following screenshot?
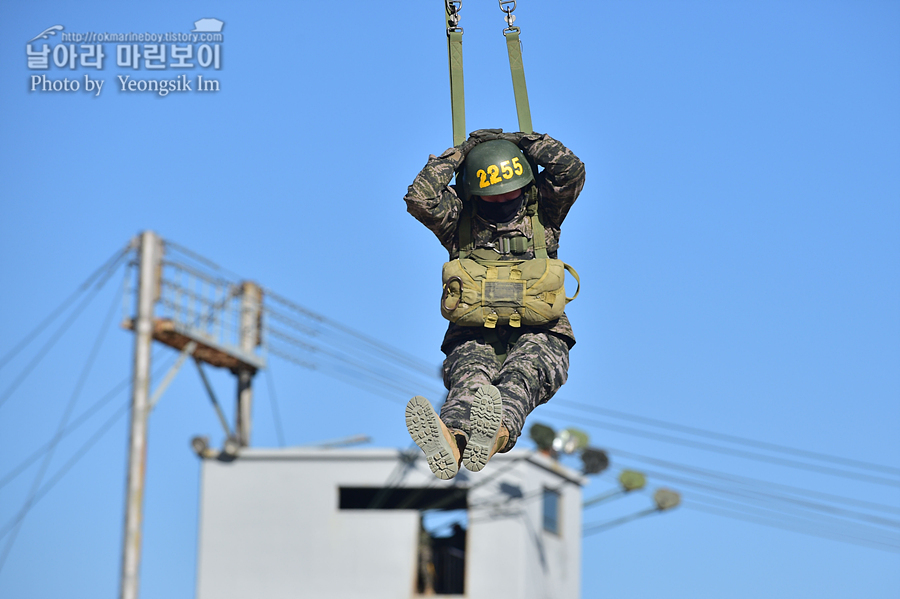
[446,0,464,35]
[498,1,518,34]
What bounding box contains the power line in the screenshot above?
[265,313,442,392]
[603,447,900,516]
[264,290,440,379]
[583,507,661,537]
[611,459,900,532]
[469,476,573,513]
[419,454,543,513]
[0,346,181,548]
[0,242,133,373]
[267,346,438,406]
[0,401,130,544]
[539,409,900,487]
[267,347,411,405]
[0,280,103,412]
[555,399,900,477]
[146,236,447,408]
[682,494,900,554]
[0,347,172,492]
[264,366,286,447]
[574,467,900,552]
[0,280,120,572]
[163,239,244,282]
[368,445,422,509]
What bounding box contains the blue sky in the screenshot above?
[1,1,898,598]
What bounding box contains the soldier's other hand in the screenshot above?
[516,131,546,146]
[494,131,528,145]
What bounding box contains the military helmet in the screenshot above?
[460,139,534,198]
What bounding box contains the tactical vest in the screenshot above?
[440,188,580,328]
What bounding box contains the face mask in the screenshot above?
[476,192,525,223]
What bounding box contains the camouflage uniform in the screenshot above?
[405,131,585,451]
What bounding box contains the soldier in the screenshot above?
[404,129,585,479]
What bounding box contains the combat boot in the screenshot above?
[406,395,461,480]
[461,384,507,472]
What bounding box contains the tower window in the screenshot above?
[542,487,561,535]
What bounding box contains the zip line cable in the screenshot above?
[0,242,133,373]
[0,347,170,492]
[0,278,121,573]
[555,399,900,477]
[539,409,900,487]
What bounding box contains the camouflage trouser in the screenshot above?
[440,332,569,451]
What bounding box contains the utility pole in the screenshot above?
[118,233,266,596]
[120,231,162,599]
[235,282,262,446]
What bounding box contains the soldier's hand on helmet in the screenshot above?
[457,128,505,154]
[482,131,547,151]
[468,128,505,140]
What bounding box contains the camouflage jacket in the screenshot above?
[404,132,586,353]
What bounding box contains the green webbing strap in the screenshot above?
[525,198,549,260]
[446,4,466,147]
[460,192,546,260]
[504,28,533,135]
[482,327,523,366]
[458,202,475,259]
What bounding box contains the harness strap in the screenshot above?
[446,3,467,147]
[458,202,475,259]
[482,327,524,366]
[503,27,533,135]
[459,189,547,260]
[526,199,549,260]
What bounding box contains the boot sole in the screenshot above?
[462,385,503,472]
[405,396,459,480]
